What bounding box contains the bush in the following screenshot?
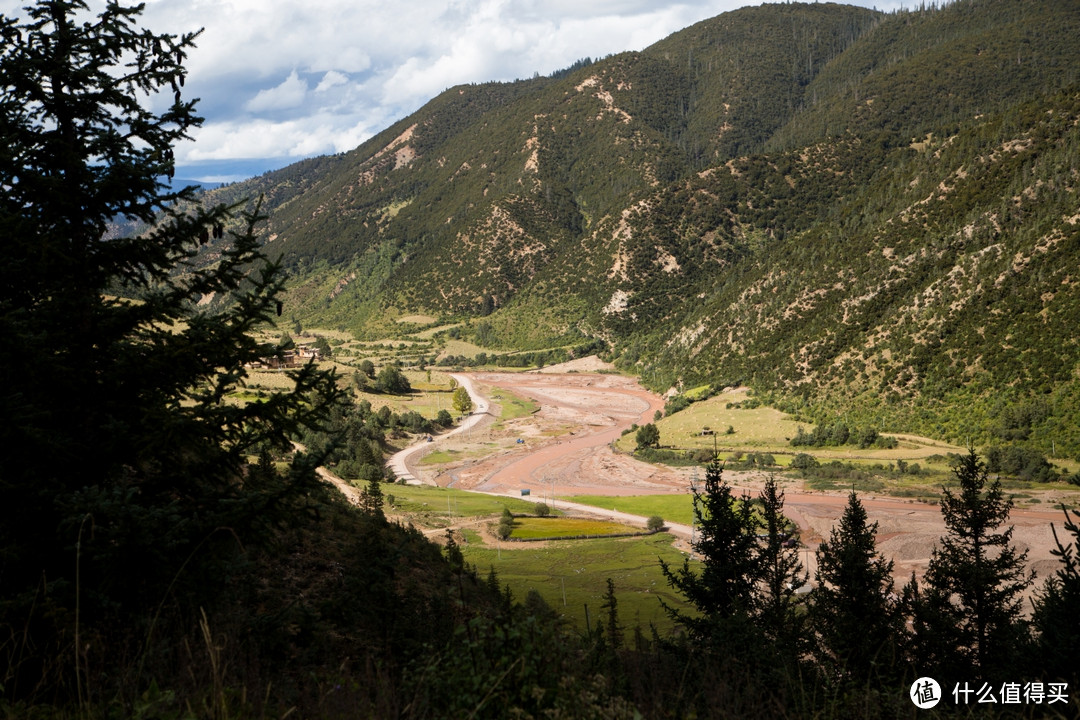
[664,394,691,416]
[986,445,1059,483]
[692,448,716,463]
[635,423,660,450]
[534,502,551,517]
[647,515,665,532]
[790,453,819,469]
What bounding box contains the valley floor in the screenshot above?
[380,366,1074,603]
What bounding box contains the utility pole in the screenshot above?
[690,469,700,559]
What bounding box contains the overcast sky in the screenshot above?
[4,0,905,183]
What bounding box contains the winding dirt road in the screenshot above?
[386,373,490,483]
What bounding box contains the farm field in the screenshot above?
[614,387,971,479]
[509,516,641,539]
[459,529,690,633]
[380,484,691,632]
[385,483,541,520]
[563,494,696,527]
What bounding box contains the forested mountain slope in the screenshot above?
[201,0,1080,456]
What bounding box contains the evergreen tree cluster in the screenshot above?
[654,452,1080,714]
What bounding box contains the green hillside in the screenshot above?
[198,0,1080,456]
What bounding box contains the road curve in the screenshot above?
[383,374,690,538]
[385,373,489,483]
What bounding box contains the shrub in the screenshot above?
[664,394,691,416]
[692,449,716,463]
[635,423,660,450]
[985,445,1059,483]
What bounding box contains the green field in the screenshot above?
[382,485,694,631]
[616,388,804,453]
[489,387,538,422]
[617,388,965,462]
[385,484,540,518]
[460,530,692,633]
[510,517,640,539]
[439,338,506,359]
[564,494,696,527]
[417,445,500,465]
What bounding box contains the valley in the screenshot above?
[362,363,1079,618]
[11,0,1080,713]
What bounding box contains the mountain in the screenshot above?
[198,0,1080,457]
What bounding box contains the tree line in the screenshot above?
[656,451,1078,706]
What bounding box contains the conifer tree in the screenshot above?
[1029,505,1079,683]
[659,460,760,640]
[811,490,901,684]
[444,529,466,575]
[601,577,623,650]
[755,476,808,653]
[909,450,1031,681]
[0,0,339,689]
[360,472,386,520]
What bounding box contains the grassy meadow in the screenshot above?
[510,517,640,539]
[460,529,690,633]
[381,484,691,631]
[564,494,697,527]
[613,387,982,485]
[384,483,540,519]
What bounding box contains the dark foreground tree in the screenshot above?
[755,476,807,654]
[906,450,1031,682]
[810,490,902,685]
[0,0,338,699]
[659,461,760,640]
[1031,505,1080,684]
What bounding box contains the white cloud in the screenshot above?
[245,70,309,113]
[315,70,349,93]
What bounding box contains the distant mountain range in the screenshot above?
[197,0,1080,457]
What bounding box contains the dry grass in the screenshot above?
[616,387,966,465]
[395,313,438,324]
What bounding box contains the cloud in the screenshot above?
[245,70,309,113]
[315,70,349,93]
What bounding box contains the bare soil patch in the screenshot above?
[415,371,1074,603]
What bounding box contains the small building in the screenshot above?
[296,344,321,360]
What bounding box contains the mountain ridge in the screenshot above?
[197,0,1080,456]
